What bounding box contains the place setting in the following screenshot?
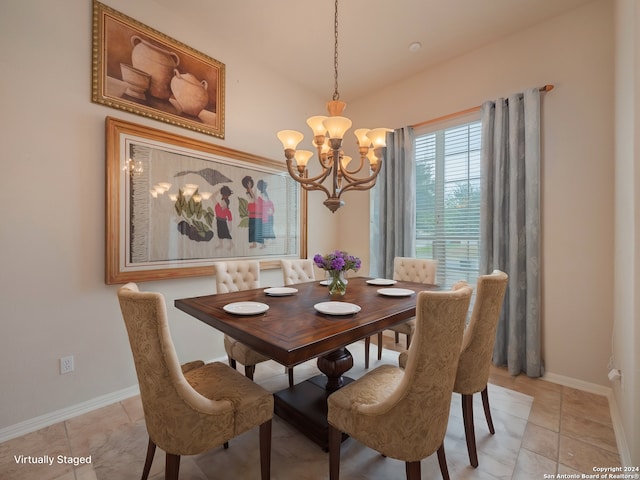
[222,301,270,315]
[313,301,361,316]
[264,287,298,296]
[377,287,415,297]
[366,278,397,286]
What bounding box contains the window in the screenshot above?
[415,115,481,288]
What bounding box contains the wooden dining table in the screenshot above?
[175,276,439,449]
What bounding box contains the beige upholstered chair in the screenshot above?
[328,286,473,480]
[214,261,272,381]
[453,270,508,467]
[364,257,438,368]
[280,259,316,386]
[117,283,273,480]
[399,270,508,468]
[281,258,316,285]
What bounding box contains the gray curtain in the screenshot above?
[370,127,416,278]
[480,88,542,377]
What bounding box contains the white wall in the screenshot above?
[343,0,616,387]
[614,0,640,465]
[0,0,336,430]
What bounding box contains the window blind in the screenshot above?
[414,119,481,288]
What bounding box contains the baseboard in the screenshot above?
[605,389,633,467]
[542,371,632,466]
[0,385,140,444]
[542,371,611,396]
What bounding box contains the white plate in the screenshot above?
[377,288,415,297]
[366,278,397,286]
[223,302,269,315]
[264,287,298,296]
[319,280,329,286]
[314,301,361,316]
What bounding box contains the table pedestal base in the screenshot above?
[274,346,354,449]
[274,375,353,450]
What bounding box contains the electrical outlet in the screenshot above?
[608,368,621,382]
[60,355,74,374]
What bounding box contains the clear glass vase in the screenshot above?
[328,270,347,296]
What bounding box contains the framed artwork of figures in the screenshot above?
[105,117,307,284]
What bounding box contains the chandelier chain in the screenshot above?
[333,0,340,101]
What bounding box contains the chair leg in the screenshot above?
[437,443,450,480]
[481,386,495,434]
[288,367,294,388]
[244,364,255,380]
[328,424,342,480]
[364,336,370,369]
[259,419,272,480]
[405,461,420,480]
[406,333,411,349]
[165,453,180,480]
[224,442,229,449]
[462,393,479,468]
[394,332,400,343]
[377,332,383,360]
[229,357,237,370]
[141,437,156,480]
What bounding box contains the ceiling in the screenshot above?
[156,0,593,102]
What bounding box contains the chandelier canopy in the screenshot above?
[277,0,391,213]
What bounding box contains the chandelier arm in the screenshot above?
[285,158,333,185]
[318,145,334,170]
[336,165,383,193]
[339,178,380,195]
[339,156,368,179]
[285,159,332,196]
[297,166,334,186]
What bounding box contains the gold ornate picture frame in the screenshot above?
[105,117,307,284]
[93,1,225,138]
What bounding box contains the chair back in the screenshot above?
[393,257,438,284]
[281,259,315,285]
[358,286,472,460]
[117,283,234,455]
[214,260,260,293]
[454,270,509,395]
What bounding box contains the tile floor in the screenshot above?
[0,338,620,479]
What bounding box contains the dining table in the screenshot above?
[174,276,439,449]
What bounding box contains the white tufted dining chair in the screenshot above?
[281,258,316,285]
[364,257,438,368]
[214,261,272,382]
[117,283,273,480]
[328,286,473,480]
[280,259,316,387]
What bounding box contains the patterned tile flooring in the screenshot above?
[0,338,620,479]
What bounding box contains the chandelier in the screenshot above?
[277,0,391,213]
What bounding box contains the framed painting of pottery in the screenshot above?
[92,1,225,139]
[105,117,307,284]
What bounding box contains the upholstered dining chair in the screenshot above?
[213,261,272,381]
[399,270,508,468]
[280,258,316,387]
[328,286,473,480]
[117,283,273,480]
[281,258,316,285]
[364,257,438,368]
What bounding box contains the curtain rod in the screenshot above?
[410,84,554,129]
